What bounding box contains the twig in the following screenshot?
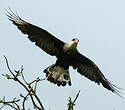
[72,90,80,104]
[0,98,20,110]
[4,56,45,110]
[22,93,29,110]
[67,90,80,110]
[0,105,5,109]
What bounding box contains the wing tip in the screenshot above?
[101,78,123,98]
[5,7,25,25]
[109,82,123,98]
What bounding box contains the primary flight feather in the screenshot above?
[6,9,121,96]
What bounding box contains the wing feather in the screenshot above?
[6,9,64,57]
[72,52,122,96]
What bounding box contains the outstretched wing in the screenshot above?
[6,9,65,57]
[72,52,121,96]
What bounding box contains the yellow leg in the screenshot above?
[47,72,52,79]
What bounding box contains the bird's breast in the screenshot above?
[56,53,76,69]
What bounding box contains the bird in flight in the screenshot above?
[6,9,121,96]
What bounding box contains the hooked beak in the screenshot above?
[73,39,79,43]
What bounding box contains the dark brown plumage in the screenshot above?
[6,9,122,97]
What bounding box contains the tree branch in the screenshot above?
[1,56,81,110]
[67,90,80,110]
[3,56,45,110]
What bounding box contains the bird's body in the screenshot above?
[6,9,121,96]
[44,39,80,86]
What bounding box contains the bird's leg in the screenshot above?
[46,66,56,79]
[46,72,52,79]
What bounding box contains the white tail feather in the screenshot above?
[44,64,71,86]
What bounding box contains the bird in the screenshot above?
[6,9,121,96]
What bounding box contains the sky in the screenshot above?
[0,0,125,110]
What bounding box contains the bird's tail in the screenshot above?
[43,64,71,86]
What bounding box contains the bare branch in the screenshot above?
[21,93,29,110]
[67,90,80,110]
[2,56,80,110]
[0,97,20,110]
[3,56,45,110]
[72,90,80,104]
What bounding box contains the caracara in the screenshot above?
[6,9,121,96]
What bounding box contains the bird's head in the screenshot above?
[71,38,79,44]
[63,38,79,52]
[68,38,79,49]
